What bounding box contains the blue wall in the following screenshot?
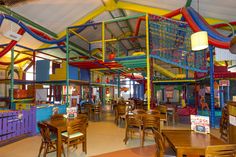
[69,65,79,80]
[80,69,90,81]
[36,60,50,81]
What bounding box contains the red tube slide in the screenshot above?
[181,8,230,49]
[133,8,182,39]
[0,28,25,57]
[213,21,236,28]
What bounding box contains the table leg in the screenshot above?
[57,128,62,157]
[177,149,183,157]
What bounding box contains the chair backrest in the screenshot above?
[143,114,160,131]
[133,109,146,114]
[93,105,101,114]
[117,105,126,115]
[205,144,236,157]
[146,109,160,116]
[67,118,87,135]
[158,105,167,114]
[50,114,64,121]
[38,122,52,143]
[126,114,142,128]
[153,128,165,157]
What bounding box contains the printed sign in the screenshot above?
[191,115,210,134]
[66,107,77,119]
[219,80,230,86]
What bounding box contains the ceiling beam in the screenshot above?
[38,6,106,49]
[0,6,57,38]
[116,1,227,24]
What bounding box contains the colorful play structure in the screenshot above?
[0,1,236,145]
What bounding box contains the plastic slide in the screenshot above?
[0,28,25,57]
[153,63,186,79]
[181,8,230,49]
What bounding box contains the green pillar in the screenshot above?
[10,48,14,109]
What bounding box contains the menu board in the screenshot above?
[191,115,210,134]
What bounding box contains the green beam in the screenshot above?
[0,6,57,38]
[105,13,145,24]
[185,0,192,7]
[69,42,90,57]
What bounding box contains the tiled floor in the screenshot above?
[0,112,220,157]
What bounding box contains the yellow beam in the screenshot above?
[69,29,90,43]
[90,38,117,44]
[39,6,106,49]
[117,1,227,25]
[91,67,120,71]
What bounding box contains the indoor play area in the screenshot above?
[0,0,236,157]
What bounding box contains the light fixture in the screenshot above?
[191,31,208,51]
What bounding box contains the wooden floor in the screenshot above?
[92,145,156,157]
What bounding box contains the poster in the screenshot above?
[191,115,210,133]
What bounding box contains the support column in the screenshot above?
[117,73,120,97]
[209,45,215,128]
[220,86,224,109]
[66,28,70,106]
[10,48,14,109]
[145,13,151,110]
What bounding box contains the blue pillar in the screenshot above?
[209,45,215,128]
[227,86,230,101]
[220,86,224,109]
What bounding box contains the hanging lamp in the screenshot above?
[191,31,209,51]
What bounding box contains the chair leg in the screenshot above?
[62,144,66,157]
[142,130,145,147]
[43,143,48,157]
[123,128,128,144]
[67,142,70,157]
[38,142,44,157]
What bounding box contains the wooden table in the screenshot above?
[44,118,70,157]
[162,130,225,157]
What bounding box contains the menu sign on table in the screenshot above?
[191,115,210,134]
[66,107,77,119]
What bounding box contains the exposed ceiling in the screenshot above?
[0,0,235,64]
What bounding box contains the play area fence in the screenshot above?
[0,107,36,143]
[149,14,208,73]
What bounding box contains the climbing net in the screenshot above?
[149,15,208,72]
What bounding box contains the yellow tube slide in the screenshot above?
[153,63,186,79]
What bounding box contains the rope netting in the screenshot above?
[149,15,208,72]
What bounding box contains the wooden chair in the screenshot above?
[153,128,176,157]
[220,105,229,142]
[115,105,126,126]
[50,114,64,121]
[158,105,168,125]
[123,114,142,145]
[142,114,160,146]
[83,104,92,120]
[205,144,236,157]
[38,122,65,157]
[92,105,102,121]
[61,118,88,157]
